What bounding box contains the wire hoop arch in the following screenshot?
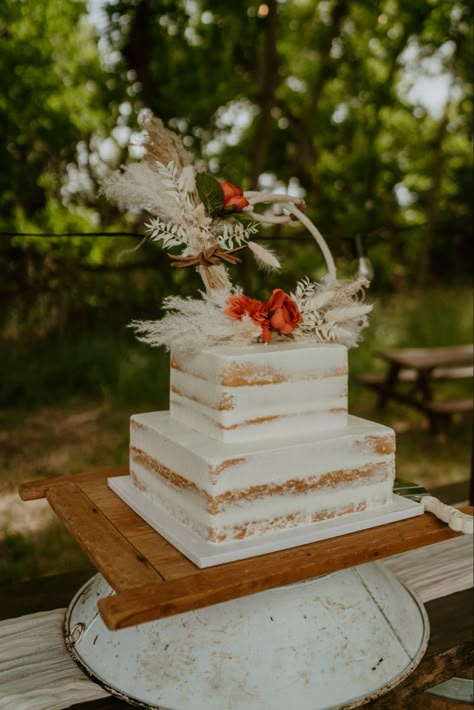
[242,191,337,282]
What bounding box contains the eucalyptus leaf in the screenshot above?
[196,173,224,218]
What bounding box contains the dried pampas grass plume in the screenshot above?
[139,111,190,169]
[247,241,281,271]
[129,291,262,353]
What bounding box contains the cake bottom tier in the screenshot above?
[129,413,396,544]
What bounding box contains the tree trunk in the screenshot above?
[123,0,160,116]
[417,108,450,287]
[250,0,279,189]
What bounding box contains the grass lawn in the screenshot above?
[0,286,472,583]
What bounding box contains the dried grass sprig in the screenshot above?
[140,113,190,169]
[247,241,281,271]
[101,162,184,222]
[102,114,374,351]
[292,276,372,348]
[129,290,262,354]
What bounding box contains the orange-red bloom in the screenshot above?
[226,289,301,343]
[225,295,271,343]
[219,180,249,211]
[266,289,301,335]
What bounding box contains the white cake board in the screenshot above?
[108,475,424,568]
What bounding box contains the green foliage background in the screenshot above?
[1,0,472,346]
[0,0,472,582]
[0,0,472,407]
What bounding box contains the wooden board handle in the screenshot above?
[20,466,128,500]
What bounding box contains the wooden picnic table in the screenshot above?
[358,344,474,434]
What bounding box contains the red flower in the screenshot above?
[266,289,301,335]
[225,295,271,343]
[226,290,301,343]
[219,180,249,211]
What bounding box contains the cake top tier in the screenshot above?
[102,112,372,354]
[170,343,348,443]
[171,341,348,384]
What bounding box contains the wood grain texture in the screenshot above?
[378,345,474,370]
[77,477,196,579]
[368,586,474,708]
[46,482,162,592]
[19,465,128,500]
[21,468,472,630]
[76,477,149,534]
[123,528,197,579]
[407,697,473,710]
[98,507,472,629]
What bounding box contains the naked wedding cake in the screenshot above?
[104,113,395,545]
[129,343,395,543]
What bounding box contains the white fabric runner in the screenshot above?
[0,608,109,709]
[385,534,474,602]
[0,535,472,710]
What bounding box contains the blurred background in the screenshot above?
[0,0,472,582]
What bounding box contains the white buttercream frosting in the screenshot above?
[130,412,395,542]
[170,342,348,442]
[129,343,396,544]
[131,456,389,541]
[131,413,394,492]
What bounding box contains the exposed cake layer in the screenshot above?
[170,342,348,442]
[130,412,395,543]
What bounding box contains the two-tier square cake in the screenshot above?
[129,342,396,544]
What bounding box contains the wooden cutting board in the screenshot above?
[20,468,472,631]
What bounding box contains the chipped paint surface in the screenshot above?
[65,567,428,709]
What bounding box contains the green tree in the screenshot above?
[0,0,113,225]
[0,0,135,332]
[108,0,473,286]
[0,0,472,337]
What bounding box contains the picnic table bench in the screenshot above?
[358,344,474,434]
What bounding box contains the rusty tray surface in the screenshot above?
[20,467,472,631]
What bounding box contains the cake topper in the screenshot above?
[102,112,372,352]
